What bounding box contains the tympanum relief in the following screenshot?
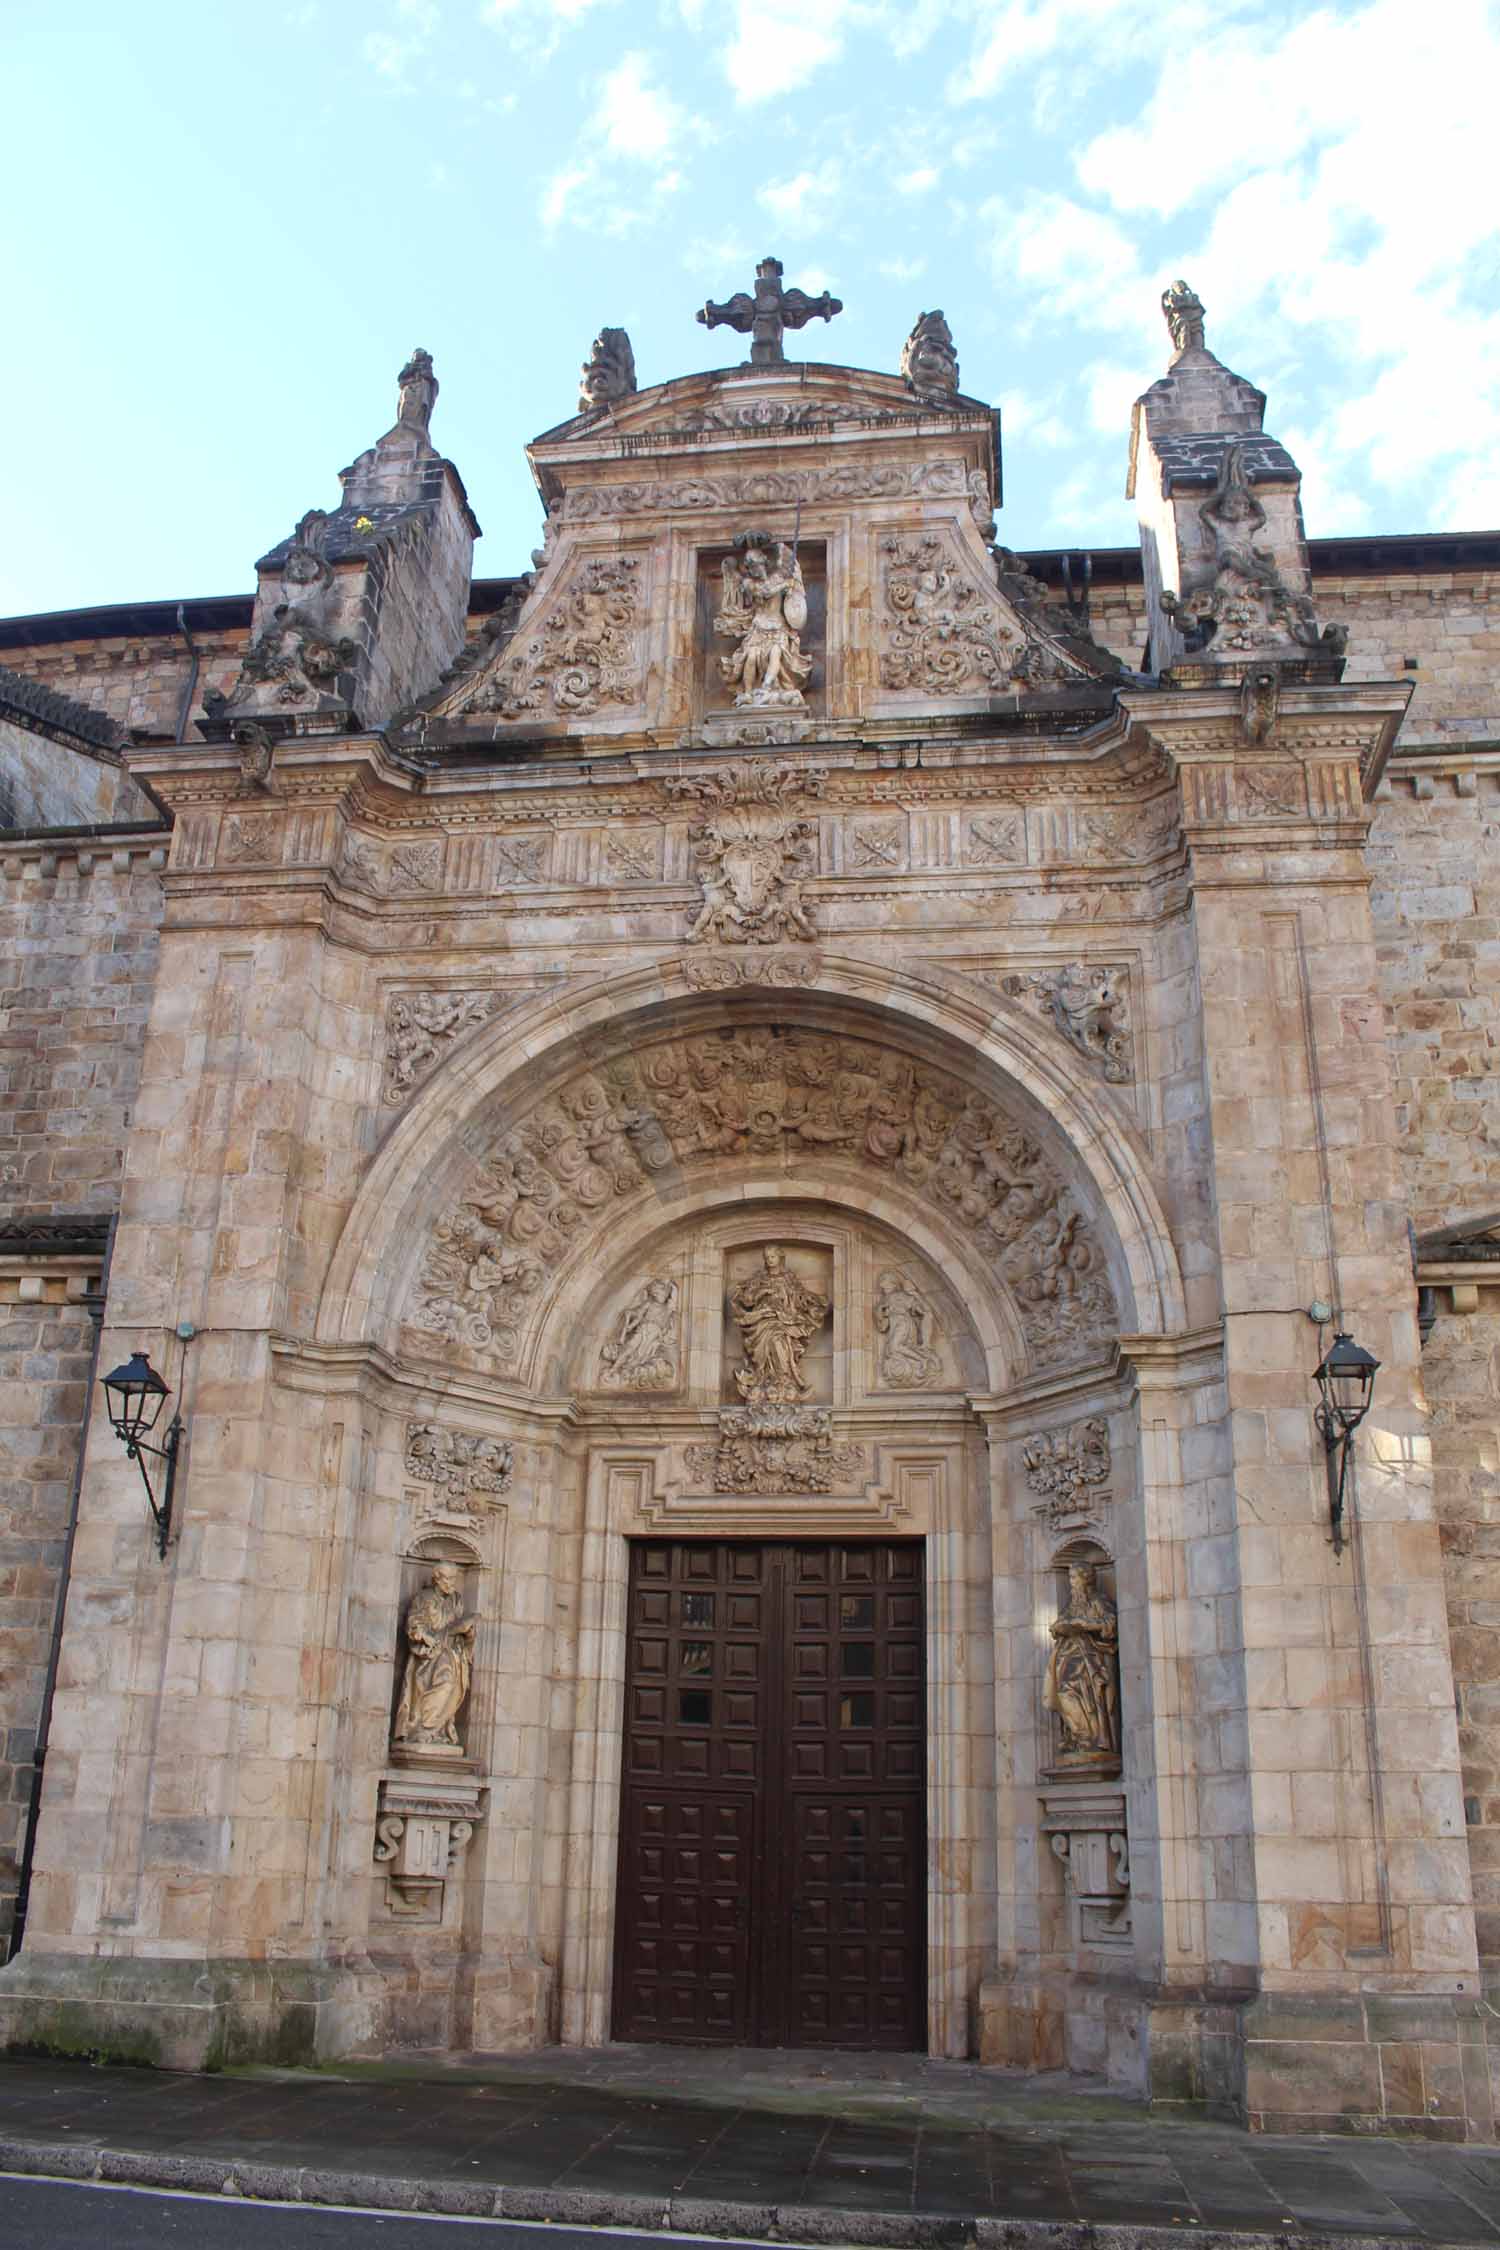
[406,1024,1116,1378]
[599,1277,681,1390]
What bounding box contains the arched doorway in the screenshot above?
[309,963,1183,2060]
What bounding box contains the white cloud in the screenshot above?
[722,0,856,102]
[539,163,593,229]
[896,165,939,195]
[879,256,928,283]
[363,0,438,81]
[757,158,842,231]
[592,51,684,161]
[480,0,616,54]
[980,191,1148,339]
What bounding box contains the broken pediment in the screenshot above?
[401,358,1118,752]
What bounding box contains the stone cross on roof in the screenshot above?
[697,255,843,367]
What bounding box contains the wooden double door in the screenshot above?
[613,1540,926,2050]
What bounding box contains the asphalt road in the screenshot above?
[0,2177,776,2248]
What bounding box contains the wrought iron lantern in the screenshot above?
[1312,1330,1380,1557]
[100,1352,182,1558]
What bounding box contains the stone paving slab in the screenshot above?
[4,2052,1500,2245]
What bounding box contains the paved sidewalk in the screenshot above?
[5,2048,1500,2245]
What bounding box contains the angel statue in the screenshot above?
[715,532,813,709]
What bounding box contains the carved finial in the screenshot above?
[900,310,959,397]
[397,347,438,433]
[698,253,843,367]
[579,327,637,414]
[1160,280,1205,360]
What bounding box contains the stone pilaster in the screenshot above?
[1131,680,1491,2137]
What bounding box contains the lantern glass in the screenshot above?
[1314,1331,1380,1436]
[101,1352,170,1445]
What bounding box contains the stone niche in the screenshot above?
[375,1529,489,1926]
[694,539,827,723]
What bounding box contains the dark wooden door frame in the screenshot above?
[612,1538,927,2050]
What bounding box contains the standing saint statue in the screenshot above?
[1043,1562,1120,1769]
[730,1246,830,1403]
[393,1563,476,1755]
[715,534,813,709]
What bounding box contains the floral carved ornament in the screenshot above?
[404,1025,1116,1379]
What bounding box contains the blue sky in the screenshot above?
[5,0,1498,618]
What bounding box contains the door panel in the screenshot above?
[613,1540,926,2050]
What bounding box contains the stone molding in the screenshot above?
[1040,1780,1131,1954]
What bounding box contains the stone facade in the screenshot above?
[0,300,1495,2139]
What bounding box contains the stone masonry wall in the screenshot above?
[0,1293,97,1948]
[0,843,165,1951]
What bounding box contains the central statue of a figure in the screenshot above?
[730,1246,830,1403]
[715,532,813,709]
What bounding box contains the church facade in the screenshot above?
[1,270,1498,2138]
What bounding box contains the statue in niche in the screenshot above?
[579,326,637,413]
[730,1247,830,1404]
[393,1564,476,1756]
[874,1269,942,1387]
[715,532,812,709]
[1044,1561,1120,1769]
[600,1277,679,1389]
[900,310,959,396]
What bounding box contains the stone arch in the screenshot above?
[317,954,1185,1373]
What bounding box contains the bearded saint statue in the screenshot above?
[729,1246,830,1403]
[1043,1562,1120,1768]
[393,1564,476,1754]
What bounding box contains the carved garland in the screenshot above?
[405,1025,1117,1377]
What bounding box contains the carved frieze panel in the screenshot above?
[494,833,552,885]
[602,830,660,884]
[385,992,504,1104]
[879,533,1023,696]
[405,1024,1117,1378]
[444,554,644,722]
[996,965,1134,1085]
[565,459,970,521]
[964,812,1025,867]
[668,763,824,945]
[679,951,821,991]
[1023,1415,1111,1527]
[847,817,905,873]
[343,835,445,896]
[1236,764,1307,819]
[220,812,280,866]
[685,1406,866,1495]
[405,1423,515,1500]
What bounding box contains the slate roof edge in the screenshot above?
[5,530,1499,652]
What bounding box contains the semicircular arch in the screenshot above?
[316,955,1184,1382]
